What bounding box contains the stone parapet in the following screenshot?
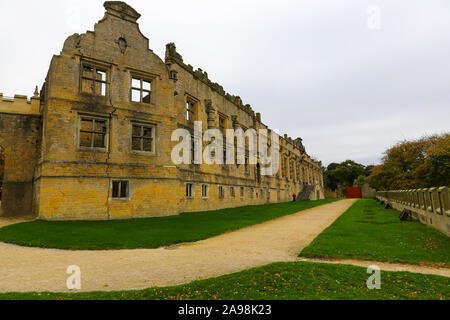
[0,92,40,115]
[377,187,450,236]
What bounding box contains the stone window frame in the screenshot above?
[80,60,110,97]
[130,74,153,104]
[77,114,110,151]
[230,186,235,199]
[244,156,250,174]
[202,184,209,200]
[186,95,199,124]
[184,127,198,166]
[282,155,288,178]
[185,183,194,199]
[110,180,130,201]
[218,185,225,200]
[130,121,156,155]
[241,126,250,174]
[290,159,295,181]
[240,187,245,199]
[218,113,228,164]
[250,187,255,199]
[169,70,178,81]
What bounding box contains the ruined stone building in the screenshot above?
[0,2,324,220]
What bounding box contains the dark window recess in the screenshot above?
[186,183,194,198]
[112,181,129,199]
[202,185,209,198]
[230,187,235,198]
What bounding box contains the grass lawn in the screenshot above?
[0,199,337,250]
[0,261,448,300]
[300,199,450,267]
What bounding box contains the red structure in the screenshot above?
[346,187,362,199]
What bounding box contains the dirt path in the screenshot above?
[298,258,450,278]
[0,199,356,293]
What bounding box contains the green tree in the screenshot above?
[324,163,339,191]
[353,175,367,187]
[333,160,365,187]
[324,160,366,191]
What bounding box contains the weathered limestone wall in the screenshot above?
[361,182,376,199]
[0,96,41,216]
[377,187,450,236]
[0,93,40,115]
[325,189,338,199]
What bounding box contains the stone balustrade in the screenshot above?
[376,187,449,236]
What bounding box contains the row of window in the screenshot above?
[80,63,319,183]
[78,115,156,153]
[78,115,250,174]
[111,181,278,200]
[110,181,291,202]
[80,117,319,191]
[185,183,271,201]
[82,62,205,126]
[81,62,154,105]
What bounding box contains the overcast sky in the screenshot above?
[0,0,449,166]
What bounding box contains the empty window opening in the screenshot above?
[186,99,196,122]
[81,64,107,96]
[112,181,129,200]
[202,184,209,199]
[131,77,152,104]
[186,183,194,199]
[219,186,225,200]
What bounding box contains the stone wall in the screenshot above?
[0,96,41,216]
[377,187,450,236]
[361,183,376,199]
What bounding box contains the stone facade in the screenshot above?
[0,1,324,220]
[0,92,41,216]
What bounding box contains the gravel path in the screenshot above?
[0,200,356,293]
